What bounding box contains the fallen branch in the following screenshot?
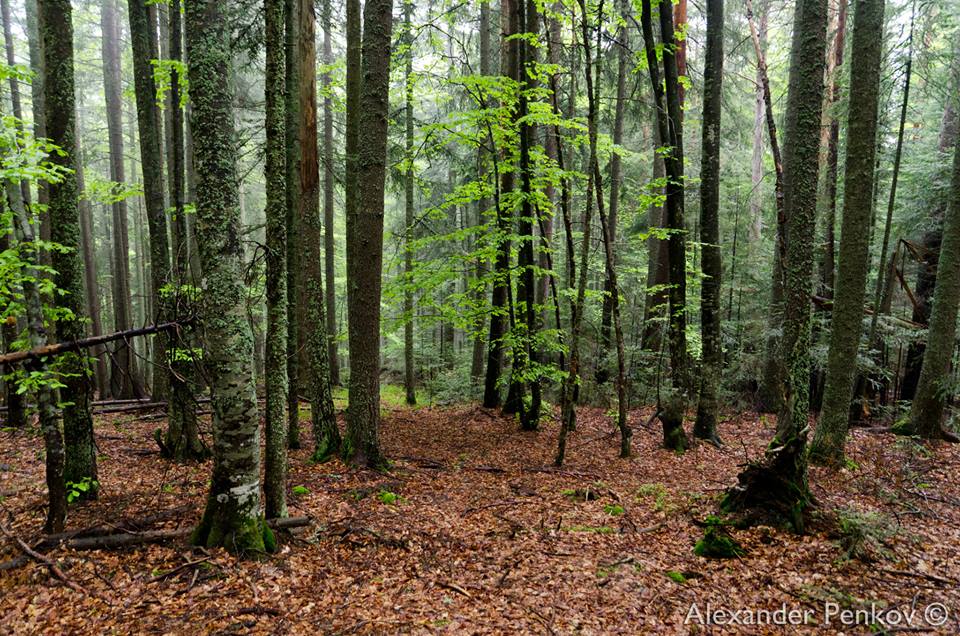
[0,320,190,367]
[0,523,89,595]
[877,567,957,587]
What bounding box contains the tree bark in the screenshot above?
[298,0,338,462]
[694,0,724,446]
[101,0,141,400]
[345,0,393,468]
[725,0,828,532]
[322,0,340,387]
[284,0,302,449]
[810,0,885,465]
[40,0,98,499]
[263,0,288,519]
[402,0,417,406]
[185,0,271,555]
[908,130,960,438]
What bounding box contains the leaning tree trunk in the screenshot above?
[809,0,885,465]
[263,0,288,519]
[908,110,960,439]
[297,0,339,462]
[40,0,98,499]
[185,0,271,555]
[724,0,827,532]
[694,0,724,446]
[345,0,393,469]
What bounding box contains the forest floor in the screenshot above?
[1,393,959,634]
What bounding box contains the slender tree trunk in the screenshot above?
[641,114,669,353]
[597,0,629,384]
[284,0,302,448]
[345,0,393,468]
[725,0,828,532]
[402,0,417,406]
[24,0,49,255]
[908,131,960,439]
[483,0,517,409]
[185,0,271,554]
[809,0,885,465]
[160,0,203,461]
[1,0,29,426]
[298,0,338,461]
[101,0,141,400]
[817,0,847,299]
[129,0,173,405]
[694,0,724,446]
[40,0,98,499]
[6,173,64,533]
[322,0,340,387]
[748,0,768,243]
[901,65,959,401]
[263,0,288,519]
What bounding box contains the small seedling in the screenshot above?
[604,504,625,517]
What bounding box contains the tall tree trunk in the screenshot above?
[129,0,173,404]
[24,0,49,254]
[263,0,288,518]
[908,130,960,439]
[160,0,203,461]
[817,0,847,299]
[747,0,788,413]
[185,0,271,554]
[322,0,340,387]
[40,0,98,499]
[725,0,828,532]
[284,0,302,448]
[597,0,629,384]
[694,0,724,446]
[101,0,141,400]
[748,0,768,243]
[641,113,669,353]
[6,171,64,533]
[809,0,885,465]
[901,65,959,401]
[1,0,28,426]
[483,0,517,409]
[556,0,597,465]
[345,0,393,468]
[402,0,417,406]
[298,0,338,461]
[512,0,541,431]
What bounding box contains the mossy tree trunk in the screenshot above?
[128,0,173,407]
[263,0,288,519]
[6,175,65,533]
[40,0,98,499]
[297,0,338,462]
[185,0,270,555]
[809,0,885,465]
[908,116,960,439]
[694,0,724,446]
[284,0,302,449]
[725,0,828,532]
[344,0,393,469]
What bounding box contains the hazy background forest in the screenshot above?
[1,0,960,631]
